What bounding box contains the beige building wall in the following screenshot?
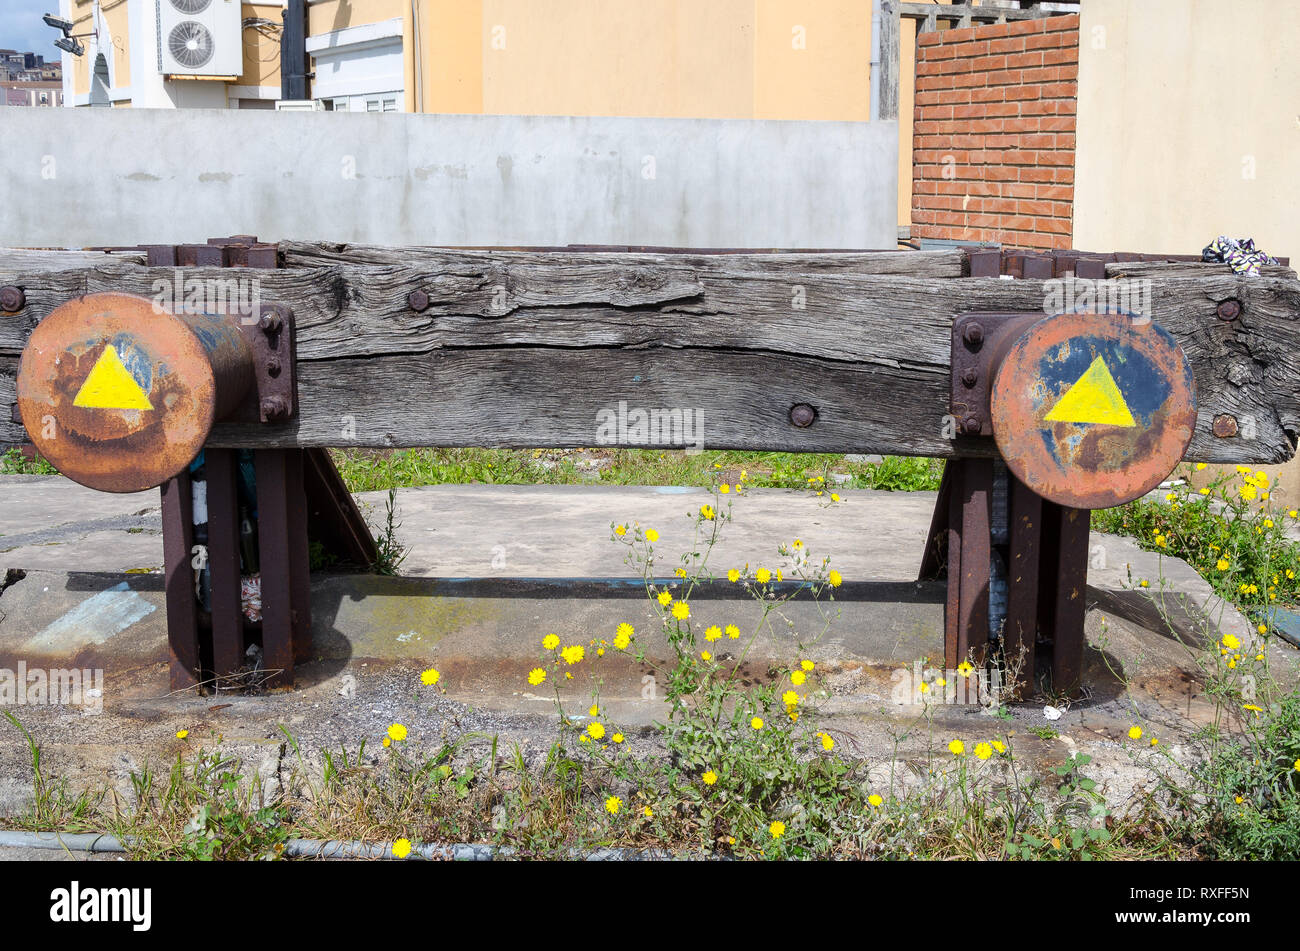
[1074,0,1300,508]
[1074,0,1299,257]
[412,0,873,120]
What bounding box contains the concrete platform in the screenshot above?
[0,475,1296,831]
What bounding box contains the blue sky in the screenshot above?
[1,0,61,56]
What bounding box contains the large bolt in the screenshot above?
[0,286,25,313]
[962,322,985,348]
[1216,298,1241,321]
[258,310,283,334]
[789,403,817,428]
[408,289,430,312]
[261,395,290,421]
[962,415,982,435]
[265,354,282,377]
[961,368,979,388]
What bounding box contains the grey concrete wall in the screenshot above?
[0,109,898,248]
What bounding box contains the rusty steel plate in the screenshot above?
[16,292,249,493]
[989,311,1196,510]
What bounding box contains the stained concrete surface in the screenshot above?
[0,475,1297,849]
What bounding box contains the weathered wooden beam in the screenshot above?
[278,241,967,278]
[0,249,146,271]
[2,255,1298,464]
[1104,261,1297,281]
[877,0,901,122]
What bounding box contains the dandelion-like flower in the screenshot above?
[703,770,718,786]
[645,529,658,542]
[769,821,785,839]
[527,668,546,686]
[756,568,771,584]
[790,670,805,686]
[657,591,672,607]
[705,625,721,642]
[392,839,412,859]
[974,742,992,760]
[1128,726,1142,740]
[819,733,834,752]
[614,623,633,650]
[388,723,408,742]
[948,739,964,755]
[176,729,189,740]
[991,740,1007,754]
[614,524,627,536]
[828,570,843,588]
[1222,634,1241,650]
[727,569,740,583]
[587,722,606,740]
[605,795,622,815]
[725,624,740,639]
[421,668,441,686]
[751,717,764,730]
[543,634,560,650]
[671,601,690,620]
[801,660,814,672]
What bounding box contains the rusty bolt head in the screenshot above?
[0,286,25,313]
[1212,414,1239,438]
[1216,298,1241,321]
[962,322,985,348]
[265,354,282,377]
[962,415,982,435]
[408,289,430,312]
[789,403,817,428]
[261,395,290,422]
[961,368,979,388]
[258,310,283,334]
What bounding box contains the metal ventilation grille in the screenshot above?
[169,0,212,13]
[168,21,215,69]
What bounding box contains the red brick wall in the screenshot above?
[911,14,1079,250]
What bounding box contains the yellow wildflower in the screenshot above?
[420,668,441,686]
[948,740,964,755]
[769,821,785,839]
[392,839,412,859]
[703,770,718,786]
[388,723,408,742]
[527,668,546,686]
[543,634,560,650]
[605,796,622,815]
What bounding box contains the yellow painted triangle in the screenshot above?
[73,344,153,410]
[1043,355,1135,427]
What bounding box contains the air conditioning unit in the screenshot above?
[156,0,242,77]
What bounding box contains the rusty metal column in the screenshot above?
[161,470,201,690]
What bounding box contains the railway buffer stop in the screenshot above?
[5,240,1297,700]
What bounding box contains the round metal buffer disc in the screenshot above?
[990,311,1196,510]
[16,292,246,494]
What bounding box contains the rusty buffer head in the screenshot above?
[16,292,254,493]
[989,312,1196,510]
